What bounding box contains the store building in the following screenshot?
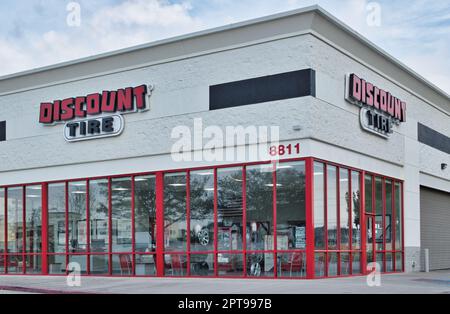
[0,6,449,279]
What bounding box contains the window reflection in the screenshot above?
[164,173,187,252]
[246,252,274,277]
[395,183,402,251]
[246,164,273,251]
[190,253,214,277]
[340,169,350,250]
[276,162,306,250]
[218,253,243,277]
[385,180,393,251]
[111,178,132,253]
[314,163,325,250]
[48,183,66,254]
[7,187,23,253]
[89,180,109,254]
[135,176,156,253]
[190,171,214,253]
[26,185,42,253]
[278,252,306,278]
[217,168,243,251]
[351,172,361,250]
[0,188,5,256]
[26,255,42,274]
[365,175,373,214]
[68,182,87,253]
[327,166,338,249]
[134,176,157,276]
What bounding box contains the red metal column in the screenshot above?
[336,168,341,276]
[41,183,49,275]
[242,167,247,278]
[131,177,136,276]
[65,182,69,275]
[108,178,112,275]
[360,171,367,275]
[323,164,328,277]
[392,180,396,271]
[382,179,387,272]
[22,186,26,274]
[86,180,90,274]
[213,169,218,277]
[186,171,191,277]
[305,158,315,279]
[156,172,165,277]
[272,162,277,278]
[348,170,353,274]
[4,188,7,273]
[401,182,405,272]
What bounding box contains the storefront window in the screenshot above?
[352,253,362,274]
[26,255,42,274]
[164,173,187,252]
[328,252,338,276]
[135,175,157,277]
[25,185,42,253]
[351,171,361,250]
[385,180,393,251]
[69,255,87,274]
[218,253,243,277]
[395,182,403,251]
[246,252,274,277]
[341,252,350,276]
[89,180,109,254]
[135,175,156,253]
[278,252,305,278]
[327,166,338,249]
[111,177,132,253]
[190,170,214,253]
[246,164,273,251]
[7,187,23,253]
[0,158,404,279]
[375,177,383,251]
[90,254,109,274]
[112,254,133,276]
[314,163,325,250]
[314,253,326,277]
[365,175,373,214]
[164,254,188,277]
[69,182,87,253]
[0,188,5,255]
[48,183,66,254]
[217,168,243,251]
[276,162,306,251]
[190,253,214,277]
[340,169,350,250]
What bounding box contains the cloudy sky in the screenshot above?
[0,0,449,94]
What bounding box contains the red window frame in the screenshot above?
[0,157,404,279]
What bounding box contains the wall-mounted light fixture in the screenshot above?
[442,163,448,171]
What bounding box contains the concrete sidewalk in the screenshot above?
[0,271,449,294]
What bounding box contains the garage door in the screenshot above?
[420,187,450,271]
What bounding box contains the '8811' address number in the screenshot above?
[269,143,300,157]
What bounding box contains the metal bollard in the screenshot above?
[424,249,430,273]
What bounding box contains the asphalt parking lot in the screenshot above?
[0,270,449,294]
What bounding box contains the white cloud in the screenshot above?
[0,38,34,74]
[0,0,203,74]
[0,0,448,95]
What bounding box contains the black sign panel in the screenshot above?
[210,69,316,111]
[418,123,450,155]
[0,121,5,142]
